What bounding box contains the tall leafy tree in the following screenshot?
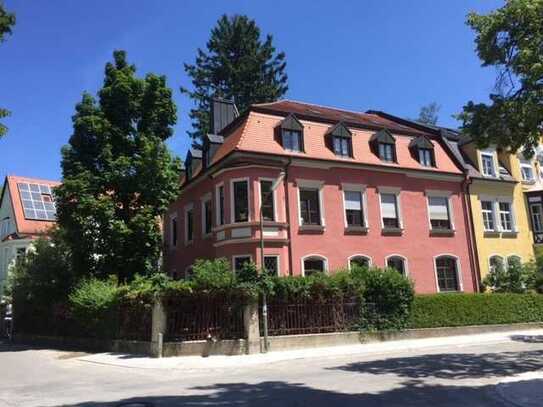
[56,51,181,282]
[458,0,543,155]
[182,14,288,143]
[416,102,440,125]
[0,1,16,138]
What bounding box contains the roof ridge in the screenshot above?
[255,98,371,118]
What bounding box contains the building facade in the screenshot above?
[0,175,59,295]
[165,100,479,294]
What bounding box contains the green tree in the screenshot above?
[458,0,543,155]
[417,102,440,125]
[55,50,181,282]
[182,14,288,143]
[0,1,16,138]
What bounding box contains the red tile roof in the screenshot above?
[4,175,60,237]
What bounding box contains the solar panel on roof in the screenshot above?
[17,182,57,221]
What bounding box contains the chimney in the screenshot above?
[210,98,239,134]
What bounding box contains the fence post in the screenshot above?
[151,299,166,358]
[243,301,260,354]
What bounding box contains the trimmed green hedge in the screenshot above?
[409,293,543,329]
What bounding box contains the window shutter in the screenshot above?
[381,194,397,218]
[429,196,449,220]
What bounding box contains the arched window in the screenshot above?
[302,255,327,276]
[435,255,460,292]
[489,255,505,274]
[507,255,522,269]
[349,255,371,270]
[386,256,407,275]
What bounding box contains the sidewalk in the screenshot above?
[76,328,543,371]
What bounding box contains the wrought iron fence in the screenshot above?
[261,299,362,336]
[164,298,244,342]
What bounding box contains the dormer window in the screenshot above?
[409,136,435,167]
[481,153,496,177]
[278,114,304,153]
[326,122,353,158]
[370,130,396,163]
[521,163,535,182]
[419,149,433,166]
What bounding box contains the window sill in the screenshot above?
[381,227,403,236]
[345,226,368,235]
[501,231,518,238]
[430,228,455,237]
[483,230,500,237]
[299,225,325,234]
[522,180,536,185]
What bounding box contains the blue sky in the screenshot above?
[0,0,503,181]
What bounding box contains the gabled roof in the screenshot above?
[2,175,60,237]
[409,135,434,149]
[370,129,395,144]
[325,122,352,138]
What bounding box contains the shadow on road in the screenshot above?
[329,349,543,379]
[49,379,541,407]
[510,334,543,344]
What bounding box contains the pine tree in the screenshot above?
[182,14,288,143]
[55,51,181,282]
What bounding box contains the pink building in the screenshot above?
[165,99,478,294]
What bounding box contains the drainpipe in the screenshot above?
[462,175,482,292]
[284,158,294,276]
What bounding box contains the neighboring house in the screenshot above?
[0,175,59,295]
[370,112,535,282]
[520,145,543,248]
[165,99,478,294]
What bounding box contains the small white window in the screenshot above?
[435,255,461,292]
[481,153,496,177]
[380,192,400,229]
[530,203,543,233]
[282,130,302,152]
[302,255,327,276]
[349,255,371,270]
[498,201,513,232]
[387,256,407,275]
[521,164,534,182]
[231,179,250,223]
[344,190,364,227]
[489,255,504,274]
[481,201,496,231]
[263,255,280,276]
[428,196,452,230]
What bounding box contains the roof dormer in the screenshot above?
[326,122,353,158]
[277,114,304,153]
[370,129,396,163]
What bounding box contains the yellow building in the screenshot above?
[450,137,535,281]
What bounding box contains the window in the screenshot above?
[481,201,496,231]
[232,180,249,223]
[299,188,321,225]
[264,256,279,276]
[428,196,451,230]
[349,256,371,270]
[435,256,460,292]
[387,256,406,275]
[521,164,534,182]
[333,137,351,157]
[498,201,513,232]
[344,190,364,227]
[481,153,496,177]
[303,256,326,276]
[170,215,177,247]
[282,129,302,152]
[418,148,434,167]
[378,143,395,162]
[216,184,225,226]
[260,180,275,221]
[185,206,194,243]
[507,255,522,269]
[380,193,400,228]
[202,197,212,235]
[530,203,543,232]
[489,255,504,274]
[233,255,252,273]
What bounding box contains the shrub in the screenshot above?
[354,266,414,330]
[483,257,535,293]
[190,258,235,292]
[68,277,121,338]
[409,293,543,329]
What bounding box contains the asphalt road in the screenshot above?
[2,334,543,407]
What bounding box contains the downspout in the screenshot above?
[462,175,481,292]
[283,158,294,275]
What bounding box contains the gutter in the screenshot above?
[283,158,294,276]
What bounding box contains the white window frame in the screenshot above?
[348,254,372,270]
[480,199,497,232]
[296,179,325,227]
[215,182,225,226]
[506,255,522,269]
[301,254,328,276]
[263,254,281,276]
[378,186,403,229]
[520,162,535,183]
[258,177,278,222]
[341,183,368,228]
[232,254,253,274]
[184,203,194,246]
[201,193,212,238]
[530,202,543,233]
[169,212,178,248]
[488,254,505,274]
[480,151,497,177]
[425,190,455,231]
[385,254,409,276]
[433,254,464,293]
[230,177,251,224]
[282,129,302,152]
[497,198,516,232]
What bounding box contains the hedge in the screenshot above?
[409,293,543,329]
